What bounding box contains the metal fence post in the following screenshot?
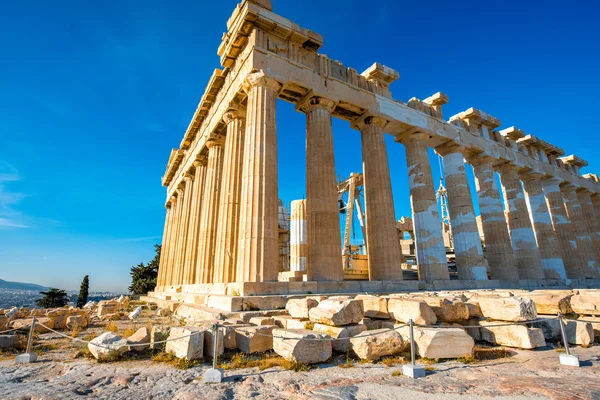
[204,323,224,383]
[557,312,580,367]
[16,317,38,363]
[402,319,425,378]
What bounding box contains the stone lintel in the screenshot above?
[435,141,465,157]
[162,149,186,187]
[499,126,526,141]
[449,107,501,129]
[583,173,600,184]
[517,134,564,156]
[351,114,388,131]
[360,62,399,87]
[423,92,449,106]
[295,91,336,113]
[559,154,588,168]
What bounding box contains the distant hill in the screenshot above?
[0,279,50,291]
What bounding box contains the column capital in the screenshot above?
[541,176,564,187]
[193,155,207,168]
[351,115,388,131]
[464,152,495,167]
[223,105,246,124]
[396,130,431,144]
[496,163,520,174]
[434,141,465,157]
[205,137,225,150]
[518,170,544,181]
[243,71,282,94]
[559,183,578,193]
[576,187,593,196]
[183,172,194,181]
[296,93,336,113]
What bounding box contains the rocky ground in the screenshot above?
[0,336,599,400]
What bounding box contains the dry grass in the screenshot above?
[71,326,82,338]
[218,352,312,372]
[152,351,203,369]
[391,370,403,377]
[106,321,118,333]
[425,366,435,371]
[304,322,315,330]
[419,357,439,365]
[338,362,355,368]
[380,355,408,367]
[72,345,94,359]
[122,328,135,338]
[472,347,512,361]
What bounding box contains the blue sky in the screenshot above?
[1,0,598,292]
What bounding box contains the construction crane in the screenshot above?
[337,172,369,280]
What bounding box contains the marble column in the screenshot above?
[577,188,600,266]
[355,116,403,281]
[174,175,194,285]
[290,200,308,272]
[299,96,343,281]
[213,107,246,283]
[561,184,599,277]
[166,188,183,286]
[468,156,519,280]
[236,72,281,282]
[520,172,567,280]
[498,164,545,279]
[436,144,487,280]
[400,132,449,282]
[196,139,225,284]
[542,178,587,278]
[183,157,207,284]
[157,200,174,287]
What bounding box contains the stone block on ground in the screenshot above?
[565,320,594,346]
[165,327,204,360]
[88,332,130,360]
[313,323,367,352]
[419,297,469,322]
[355,295,389,319]
[249,317,275,326]
[235,325,276,353]
[479,321,545,349]
[397,326,474,359]
[308,299,363,326]
[272,329,332,364]
[460,318,482,341]
[204,327,226,358]
[582,317,600,339]
[349,328,405,361]
[530,318,561,341]
[570,294,600,315]
[97,301,118,318]
[222,324,249,349]
[473,296,537,322]
[0,335,18,349]
[127,327,150,352]
[273,315,294,328]
[286,298,319,319]
[361,318,383,330]
[387,298,437,325]
[150,326,171,351]
[9,318,54,333]
[66,315,88,330]
[0,315,8,330]
[522,292,573,315]
[286,319,313,330]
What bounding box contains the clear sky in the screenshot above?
[1,0,599,292]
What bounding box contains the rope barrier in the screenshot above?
[0,327,24,335]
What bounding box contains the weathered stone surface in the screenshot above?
[165,327,204,360]
[349,329,405,360]
[565,320,594,346]
[272,329,332,363]
[570,294,600,315]
[272,315,294,328]
[128,327,150,352]
[355,295,389,318]
[222,324,249,349]
[313,323,367,352]
[479,321,545,349]
[0,315,8,330]
[235,325,276,353]
[419,297,469,322]
[97,301,118,318]
[461,318,482,341]
[530,318,561,341]
[204,327,226,358]
[249,317,275,326]
[88,332,130,360]
[9,317,54,333]
[361,318,383,330]
[466,302,483,318]
[286,319,312,330]
[308,299,363,326]
[521,293,573,315]
[0,335,18,349]
[66,315,87,330]
[286,298,319,319]
[473,296,537,322]
[399,326,474,359]
[387,298,437,325]
[150,326,170,351]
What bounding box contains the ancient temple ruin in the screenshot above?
[150,0,600,305]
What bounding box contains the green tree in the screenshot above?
[129,244,161,295]
[76,275,89,308]
[36,288,69,308]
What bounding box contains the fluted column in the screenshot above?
[542,178,587,278]
[468,156,519,280]
[577,188,600,265]
[290,200,308,272]
[354,116,403,281]
[213,107,246,283]
[236,72,281,282]
[173,175,194,285]
[195,139,225,284]
[498,164,545,279]
[436,144,487,280]
[520,172,567,280]
[183,157,207,284]
[157,200,174,287]
[561,184,599,277]
[399,132,449,282]
[298,96,343,281]
[166,189,183,286]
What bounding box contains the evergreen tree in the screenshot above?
[129,244,161,295]
[36,288,69,308]
[76,275,89,308]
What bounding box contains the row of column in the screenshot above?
[157,70,600,287]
